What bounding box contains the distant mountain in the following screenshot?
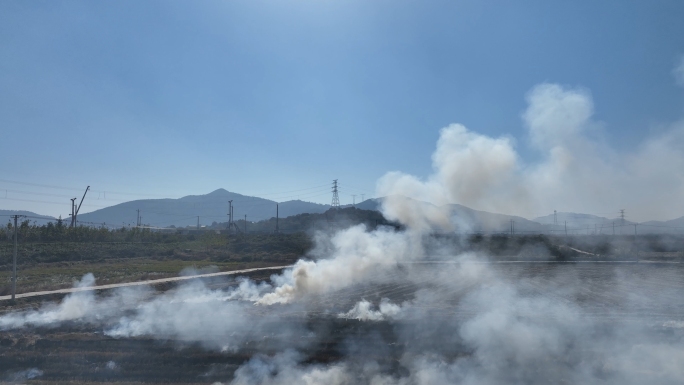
[534,212,618,227]
[640,216,684,234]
[353,199,381,211]
[9,189,684,235]
[0,210,56,226]
[448,204,545,233]
[354,198,545,233]
[534,212,684,235]
[77,189,330,228]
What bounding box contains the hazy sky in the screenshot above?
[1,0,684,218]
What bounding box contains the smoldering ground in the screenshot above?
[2,227,684,384]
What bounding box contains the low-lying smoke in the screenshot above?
[338,298,403,321]
[0,274,150,330]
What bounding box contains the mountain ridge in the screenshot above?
[4,190,684,233]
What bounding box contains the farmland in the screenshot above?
[2,262,684,383]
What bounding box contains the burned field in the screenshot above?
[2,262,684,384]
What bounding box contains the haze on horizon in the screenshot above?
[2,1,684,222]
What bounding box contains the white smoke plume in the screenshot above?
[257,225,421,305]
[225,262,684,385]
[338,298,403,321]
[104,279,306,351]
[3,367,44,383]
[229,351,350,385]
[378,83,684,224]
[0,274,149,330]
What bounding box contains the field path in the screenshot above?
[0,265,292,302]
[2,260,679,303]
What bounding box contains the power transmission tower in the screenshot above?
[554,210,557,226]
[244,215,247,233]
[331,180,340,209]
[620,209,625,235]
[136,209,141,228]
[352,194,356,207]
[361,194,365,202]
[510,219,514,236]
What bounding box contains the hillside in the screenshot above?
[0,210,56,226]
[355,199,546,233]
[448,204,545,233]
[210,207,396,233]
[77,189,330,228]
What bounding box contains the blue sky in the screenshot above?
[1,0,684,218]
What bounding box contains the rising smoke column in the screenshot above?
[257,224,422,305]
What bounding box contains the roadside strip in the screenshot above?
[0,265,292,302]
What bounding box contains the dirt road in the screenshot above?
[0,265,292,302]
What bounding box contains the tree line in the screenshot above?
[1,219,183,243]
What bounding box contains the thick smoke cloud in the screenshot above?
[105,280,306,351]
[378,83,684,223]
[258,225,420,304]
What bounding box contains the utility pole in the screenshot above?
[510,219,514,236]
[70,198,77,227]
[11,215,23,302]
[620,209,625,234]
[331,180,340,209]
[352,195,356,207]
[275,204,279,233]
[227,200,233,230]
[244,215,247,234]
[72,186,90,227]
[554,210,557,226]
[565,221,567,237]
[136,209,141,228]
[634,224,639,257]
